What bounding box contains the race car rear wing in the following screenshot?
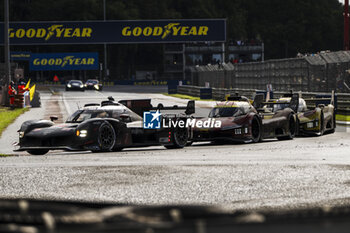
[118,99,195,116]
[303,90,336,109]
[257,93,299,112]
[253,94,264,109]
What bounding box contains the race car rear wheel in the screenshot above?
[251,116,261,143]
[165,127,189,149]
[27,149,49,155]
[277,114,296,140]
[96,122,116,152]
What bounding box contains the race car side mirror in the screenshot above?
[50,116,58,122]
[120,114,131,122]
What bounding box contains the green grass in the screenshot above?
[336,114,350,122]
[0,153,16,157]
[163,93,215,101]
[0,107,28,137]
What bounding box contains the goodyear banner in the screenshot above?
[0,19,226,44]
[29,52,99,71]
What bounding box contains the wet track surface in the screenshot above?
[1,86,350,211]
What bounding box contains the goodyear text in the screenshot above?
[122,23,209,39]
[9,25,93,41]
[29,52,99,71]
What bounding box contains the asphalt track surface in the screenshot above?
[1,86,350,211]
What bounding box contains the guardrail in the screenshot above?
[177,85,350,115]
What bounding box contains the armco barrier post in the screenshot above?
[200,88,212,99]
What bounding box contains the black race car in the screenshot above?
[84,79,103,91]
[66,80,85,91]
[14,97,194,155]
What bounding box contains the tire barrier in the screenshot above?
[13,94,24,108]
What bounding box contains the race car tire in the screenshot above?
[277,114,296,140]
[27,149,49,155]
[251,116,261,143]
[165,127,189,149]
[296,118,300,136]
[95,122,116,152]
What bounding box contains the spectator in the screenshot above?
[53,75,59,82]
[8,81,16,108]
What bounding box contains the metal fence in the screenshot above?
[186,51,350,93]
[177,85,350,115]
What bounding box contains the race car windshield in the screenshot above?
[66,109,142,123]
[87,80,98,84]
[273,103,290,111]
[70,81,82,85]
[66,110,110,123]
[208,107,240,117]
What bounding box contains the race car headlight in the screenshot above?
[76,130,87,137]
[19,131,24,138]
[306,120,319,128]
[94,84,99,90]
[67,84,72,88]
[80,84,84,88]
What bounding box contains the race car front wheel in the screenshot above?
[251,116,261,143]
[96,122,116,152]
[27,149,49,155]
